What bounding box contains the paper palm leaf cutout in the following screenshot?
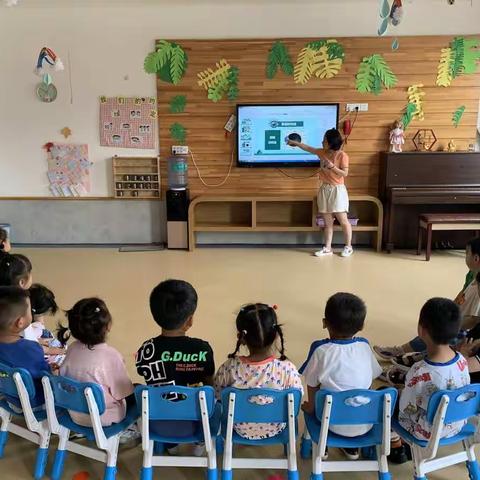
[144,40,188,85]
[266,41,294,79]
[437,48,453,87]
[436,37,480,86]
[407,84,425,122]
[313,46,343,79]
[170,122,186,143]
[169,95,187,114]
[356,54,397,95]
[463,39,480,74]
[197,59,231,89]
[452,106,466,128]
[198,60,239,102]
[401,103,417,129]
[294,46,318,84]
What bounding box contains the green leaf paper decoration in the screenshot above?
[170,122,186,143]
[266,41,294,79]
[401,103,417,129]
[355,54,397,95]
[227,66,240,100]
[144,40,188,85]
[169,95,187,113]
[452,106,466,128]
[463,38,480,74]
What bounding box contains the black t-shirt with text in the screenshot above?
[135,335,215,387]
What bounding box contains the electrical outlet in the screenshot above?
[224,114,236,132]
[171,145,189,155]
[346,103,369,112]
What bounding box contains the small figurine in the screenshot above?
[389,120,405,153]
[446,139,457,152]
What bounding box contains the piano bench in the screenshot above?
[417,213,480,261]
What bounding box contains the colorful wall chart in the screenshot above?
[99,96,157,149]
[45,143,91,196]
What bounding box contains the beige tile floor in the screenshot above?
[2,247,475,479]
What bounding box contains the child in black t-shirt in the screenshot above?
[135,279,215,453]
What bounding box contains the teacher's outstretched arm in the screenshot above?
[287,139,320,156]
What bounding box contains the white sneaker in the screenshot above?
[341,246,353,257]
[314,247,333,257]
[119,426,141,445]
[193,443,206,457]
[373,345,405,361]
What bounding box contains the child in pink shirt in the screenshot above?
[58,298,135,428]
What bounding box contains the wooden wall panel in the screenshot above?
[157,36,480,197]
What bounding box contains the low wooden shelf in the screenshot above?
[188,195,383,252]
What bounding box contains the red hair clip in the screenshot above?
[272,304,278,310]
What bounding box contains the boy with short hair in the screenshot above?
[375,237,480,360]
[136,279,215,387]
[0,286,50,406]
[398,298,469,440]
[300,292,382,459]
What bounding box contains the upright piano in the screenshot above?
[379,152,480,252]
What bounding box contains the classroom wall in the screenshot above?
[1,0,480,198]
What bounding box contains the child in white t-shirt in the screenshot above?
[301,292,382,460]
[399,298,470,441]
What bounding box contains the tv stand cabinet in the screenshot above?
[188,195,383,252]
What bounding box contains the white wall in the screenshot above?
[1,0,479,197]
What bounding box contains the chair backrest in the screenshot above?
[221,387,302,423]
[315,388,398,425]
[0,362,36,400]
[45,374,106,415]
[134,385,216,421]
[427,384,480,424]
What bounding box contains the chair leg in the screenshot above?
[286,439,298,480]
[0,410,12,458]
[51,428,69,480]
[411,444,427,480]
[206,435,217,480]
[103,436,120,480]
[301,432,313,459]
[376,445,391,480]
[464,439,480,480]
[34,428,51,480]
[311,441,324,480]
[140,440,154,480]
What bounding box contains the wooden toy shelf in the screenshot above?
[188,195,383,252]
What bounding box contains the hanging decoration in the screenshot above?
[389,0,403,26]
[355,54,397,95]
[36,74,57,103]
[391,38,400,51]
[197,60,239,102]
[407,84,425,121]
[34,47,64,76]
[436,37,480,87]
[169,95,187,114]
[170,122,187,143]
[144,40,188,85]
[377,0,390,36]
[266,41,294,79]
[452,105,466,127]
[294,39,344,84]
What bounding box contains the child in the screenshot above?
[398,298,469,441]
[135,279,215,452]
[0,228,11,253]
[136,279,215,388]
[215,303,303,440]
[0,286,50,407]
[58,298,135,431]
[29,284,66,364]
[0,253,33,289]
[288,128,352,258]
[300,292,382,460]
[375,237,480,361]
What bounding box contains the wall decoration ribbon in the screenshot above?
[34,47,64,76]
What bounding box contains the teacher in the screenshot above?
[288,128,353,258]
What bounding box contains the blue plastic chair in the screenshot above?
[134,385,221,480]
[393,384,480,480]
[0,363,50,479]
[42,374,139,480]
[304,388,397,480]
[220,387,302,480]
